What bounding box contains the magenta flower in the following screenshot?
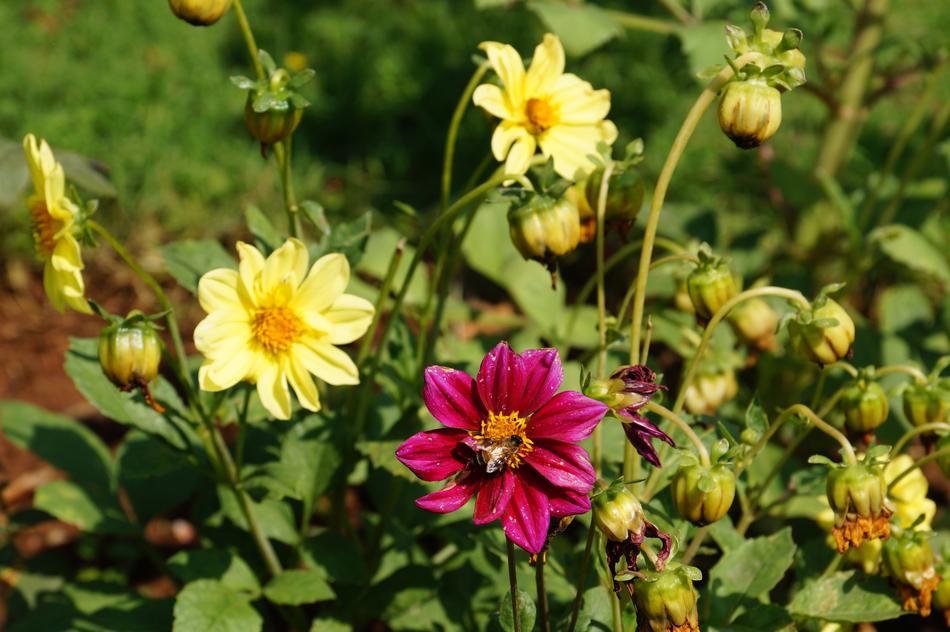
[611,365,674,467]
[396,342,608,553]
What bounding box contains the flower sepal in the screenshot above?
[787,286,855,366]
[671,451,737,526]
[507,189,581,282]
[686,245,738,320]
[631,563,702,632]
[233,50,314,151]
[840,373,889,438]
[902,379,950,430]
[881,526,941,617]
[98,310,165,412]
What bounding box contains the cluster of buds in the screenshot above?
[98,310,165,413]
[168,0,232,26]
[816,449,893,553]
[839,372,889,441]
[671,451,736,526]
[686,245,737,320]
[882,528,941,617]
[631,564,701,632]
[584,365,674,467]
[787,286,855,366]
[592,482,671,595]
[727,297,779,352]
[232,51,315,154]
[717,3,806,148]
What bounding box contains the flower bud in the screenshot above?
[674,277,695,315]
[508,194,581,275]
[583,166,646,239]
[632,564,700,632]
[684,370,738,416]
[727,297,779,352]
[902,381,949,428]
[718,79,782,149]
[933,574,950,627]
[565,180,596,244]
[98,314,162,390]
[671,462,736,526]
[245,93,303,147]
[739,427,761,446]
[882,530,940,616]
[168,0,232,26]
[788,298,855,366]
[840,379,889,436]
[593,485,645,542]
[687,259,737,320]
[825,462,891,552]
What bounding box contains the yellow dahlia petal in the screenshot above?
[202,350,257,392]
[539,124,603,179]
[551,81,612,125]
[49,235,83,272]
[42,264,67,313]
[600,119,619,144]
[295,337,359,386]
[473,84,514,120]
[236,241,266,300]
[256,361,292,420]
[479,41,525,106]
[323,293,374,345]
[43,261,90,314]
[262,237,308,294]
[287,357,321,412]
[293,253,349,313]
[43,164,67,213]
[198,268,244,314]
[22,134,47,195]
[491,124,528,163]
[525,33,565,96]
[504,133,537,177]
[194,313,252,353]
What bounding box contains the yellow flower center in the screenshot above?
[525,98,559,135]
[472,410,533,469]
[252,306,304,354]
[29,201,59,259]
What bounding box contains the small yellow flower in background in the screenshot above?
[22,134,92,315]
[473,33,617,180]
[195,238,373,420]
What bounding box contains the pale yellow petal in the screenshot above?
[256,360,292,420]
[473,83,515,120]
[323,293,374,345]
[49,234,83,273]
[262,238,308,294]
[478,41,525,107]
[236,241,265,302]
[194,313,253,354]
[42,264,66,313]
[539,124,604,179]
[198,268,244,314]
[504,133,537,177]
[292,253,349,314]
[22,134,46,195]
[200,350,257,392]
[600,119,619,145]
[491,124,529,163]
[295,337,359,385]
[287,357,321,412]
[549,74,612,124]
[525,33,565,97]
[43,163,66,212]
[44,261,90,315]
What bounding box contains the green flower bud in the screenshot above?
[674,277,696,315]
[825,462,891,552]
[671,462,736,526]
[593,485,645,543]
[934,574,950,623]
[840,379,889,435]
[583,166,646,238]
[508,195,581,274]
[788,298,855,366]
[168,0,233,26]
[718,79,782,149]
[902,381,950,428]
[740,427,761,446]
[686,260,737,319]
[632,564,700,632]
[98,313,162,390]
[684,369,738,416]
[245,93,303,147]
[727,297,779,352]
[882,530,940,616]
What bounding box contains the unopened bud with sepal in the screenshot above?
[787,285,855,366]
[671,451,736,526]
[631,563,701,632]
[686,244,737,319]
[168,0,232,26]
[882,527,941,617]
[840,375,889,437]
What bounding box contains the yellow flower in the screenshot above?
[194,238,373,420]
[22,134,91,314]
[472,33,617,180]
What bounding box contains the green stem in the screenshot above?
[628,52,763,365]
[593,162,615,477]
[603,8,681,34]
[356,240,404,365]
[232,0,265,81]
[891,423,950,457]
[567,522,597,632]
[826,361,859,378]
[279,138,301,238]
[507,539,521,632]
[441,62,490,212]
[610,589,623,632]
[875,364,928,383]
[786,404,857,464]
[680,525,709,565]
[657,0,695,24]
[645,401,710,466]
[887,447,950,492]
[535,557,551,632]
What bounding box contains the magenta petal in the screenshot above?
[476,342,526,415]
[501,473,550,554]
[473,469,515,524]
[415,471,481,513]
[526,391,608,442]
[524,440,595,493]
[423,366,486,430]
[549,489,591,517]
[395,429,470,482]
[516,348,563,416]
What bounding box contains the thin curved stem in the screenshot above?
[507,540,521,632]
[232,0,264,81]
[650,253,699,270]
[628,52,764,365]
[887,447,950,492]
[567,522,597,632]
[602,8,681,34]
[786,404,856,464]
[356,240,404,365]
[593,162,615,477]
[680,525,709,565]
[891,423,950,457]
[645,402,710,466]
[875,364,928,384]
[441,62,490,212]
[826,362,859,378]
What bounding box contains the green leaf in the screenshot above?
[0,400,113,494]
[167,549,261,596]
[715,604,794,631]
[870,224,950,287]
[262,569,335,605]
[708,527,796,625]
[678,21,730,76]
[575,585,612,630]
[57,148,118,198]
[527,1,624,57]
[788,571,905,622]
[299,200,330,236]
[0,136,28,209]
[878,284,933,333]
[117,431,199,520]
[244,205,283,253]
[744,399,768,434]
[357,440,418,481]
[255,415,341,503]
[708,516,745,553]
[496,588,536,632]
[217,486,299,545]
[64,338,194,451]
[312,211,372,267]
[161,239,236,294]
[172,580,262,632]
[300,530,367,585]
[33,480,134,535]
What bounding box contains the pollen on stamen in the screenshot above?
[253,306,305,354]
[472,410,534,468]
[525,98,559,135]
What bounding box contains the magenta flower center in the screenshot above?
[472,410,534,470]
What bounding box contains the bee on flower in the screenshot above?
[472,33,617,180]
